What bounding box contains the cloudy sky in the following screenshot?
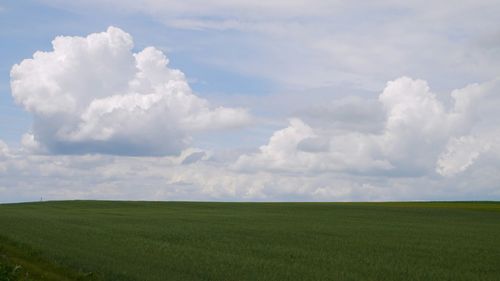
[1,0,500,202]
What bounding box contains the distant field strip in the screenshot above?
[0,201,499,281]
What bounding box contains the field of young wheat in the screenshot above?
[0,201,499,281]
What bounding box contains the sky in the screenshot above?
[1,0,500,203]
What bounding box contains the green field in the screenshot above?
[0,201,499,281]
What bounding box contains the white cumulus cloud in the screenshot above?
[10,27,250,156]
[234,118,392,173]
[236,77,500,177]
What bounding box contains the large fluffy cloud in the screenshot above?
[234,118,391,173]
[236,77,500,177]
[10,27,250,156]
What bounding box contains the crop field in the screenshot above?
[0,201,499,281]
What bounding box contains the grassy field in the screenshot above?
[0,201,499,281]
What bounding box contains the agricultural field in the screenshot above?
[0,201,499,281]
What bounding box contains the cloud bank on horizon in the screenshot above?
[1,0,500,202]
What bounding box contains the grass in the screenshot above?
[0,201,499,281]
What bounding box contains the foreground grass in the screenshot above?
[0,201,499,281]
